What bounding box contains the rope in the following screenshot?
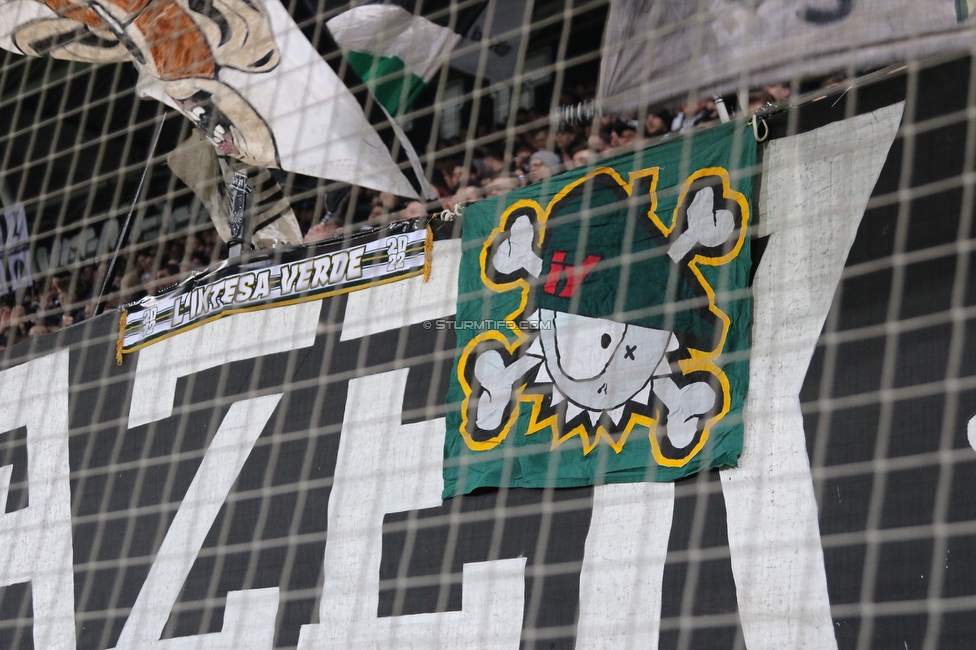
[422,225,434,283]
[116,310,127,366]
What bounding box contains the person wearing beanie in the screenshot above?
[527,150,561,183]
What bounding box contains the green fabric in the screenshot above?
[347,51,427,116]
[533,173,717,345]
[443,123,757,497]
[959,0,973,21]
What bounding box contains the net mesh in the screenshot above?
[0,1,974,649]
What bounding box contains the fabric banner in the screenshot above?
[120,222,427,355]
[326,5,461,116]
[449,0,526,83]
[598,0,976,112]
[166,130,303,248]
[0,204,31,295]
[444,123,756,495]
[0,0,419,196]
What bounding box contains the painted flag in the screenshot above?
[166,131,303,248]
[326,4,460,117]
[0,204,31,295]
[598,0,976,112]
[0,0,422,197]
[443,123,756,496]
[323,1,522,89]
[960,1,976,20]
[448,0,526,83]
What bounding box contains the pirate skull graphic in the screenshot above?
[459,166,749,462]
[8,0,281,167]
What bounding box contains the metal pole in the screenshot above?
[714,95,731,123]
[227,170,251,258]
[95,116,165,314]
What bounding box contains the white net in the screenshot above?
[0,2,974,649]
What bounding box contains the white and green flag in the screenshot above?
[326,5,461,116]
[0,0,421,197]
[599,0,976,112]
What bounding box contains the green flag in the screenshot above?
[444,123,757,497]
[326,5,461,116]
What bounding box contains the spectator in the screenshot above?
[0,304,10,348]
[747,90,775,113]
[370,198,428,226]
[429,168,453,206]
[531,128,550,152]
[164,237,185,265]
[450,164,479,192]
[454,185,481,205]
[303,218,340,244]
[400,200,427,220]
[439,192,463,212]
[765,83,791,101]
[76,264,96,300]
[527,151,561,184]
[609,121,638,150]
[191,251,210,268]
[366,191,399,226]
[186,233,206,259]
[135,251,153,285]
[5,304,30,347]
[569,144,595,169]
[120,266,146,305]
[820,74,847,89]
[90,261,108,298]
[587,132,609,155]
[672,99,718,132]
[293,198,319,235]
[148,263,180,295]
[40,276,65,318]
[644,109,673,138]
[481,143,508,179]
[513,144,535,175]
[484,176,521,198]
[554,127,579,164]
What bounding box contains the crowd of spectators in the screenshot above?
[298,82,797,244]
[0,81,801,349]
[0,230,227,348]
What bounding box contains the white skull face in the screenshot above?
[533,309,675,412]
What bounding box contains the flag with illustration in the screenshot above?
[444,123,757,496]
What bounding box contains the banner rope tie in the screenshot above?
[422,224,434,283]
[116,310,127,366]
[749,116,769,142]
